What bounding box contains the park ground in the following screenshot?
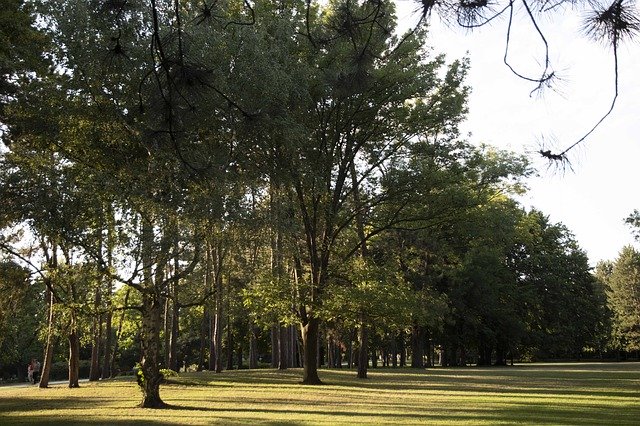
[0,362,638,425]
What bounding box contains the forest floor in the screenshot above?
[0,362,638,425]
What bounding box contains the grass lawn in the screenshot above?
[0,362,638,425]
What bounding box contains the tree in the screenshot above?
[0,0,48,124]
[604,246,640,352]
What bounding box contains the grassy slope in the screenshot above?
[0,363,638,425]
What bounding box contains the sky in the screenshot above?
[395,1,640,266]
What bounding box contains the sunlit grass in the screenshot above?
[1,362,639,424]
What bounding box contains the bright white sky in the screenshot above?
[395,1,640,266]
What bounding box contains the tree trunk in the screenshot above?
[278,324,288,370]
[89,286,102,382]
[168,298,179,371]
[249,325,258,369]
[68,314,80,388]
[101,311,112,379]
[357,324,368,379]
[101,211,115,379]
[301,317,322,384]
[139,292,166,408]
[290,325,298,367]
[347,332,354,369]
[236,345,243,369]
[168,249,180,371]
[411,324,425,368]
[39,286,55,388]
[110,288,130,377]
[198,307,207,371]
[270,325,279,368]
[209,311,216,370]
[213,254,224,373]
[138,217,166,408]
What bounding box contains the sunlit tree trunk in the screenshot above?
[138,217,166,408]
[68,311,80,388]
[39,285,55,388]
[101,311,112,379]
[301,317,321,384]
[212,246,224,373]
[110,288,130,377]
[89,285,102,381]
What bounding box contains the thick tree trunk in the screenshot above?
[301,317,322,384]
[139,292,166,408]
[138,217,166,408]
[278,324,288,370]
[270,325,279,368]
[357,324,368,379]
[68,315,80,388]
[411,325,425,368]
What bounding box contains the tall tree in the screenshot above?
[604,246,640,352]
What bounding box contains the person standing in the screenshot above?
[27,359,35,384]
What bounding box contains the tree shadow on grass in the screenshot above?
[170,368,638,400]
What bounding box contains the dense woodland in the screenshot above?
[1,0,639,409]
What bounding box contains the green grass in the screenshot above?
[1,363,639,425]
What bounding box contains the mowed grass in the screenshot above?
[1,363,639,425]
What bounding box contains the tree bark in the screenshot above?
[278,324,289,370]
[139,292,166,408]
[301,317,322,384]
[411,324,425,368]
[168,302,179,371]
[138,217,166,408]
[213,249,224,373]
[101,310,112,379]
[110,288,130,377]
[39,286,55,388]
[249,325,258,369]
[168,249,180,371]
[68,313,80,388]
[270,325,279,368]
[357,324,368,379]
[198,306,208,371]
[89,286,102,382]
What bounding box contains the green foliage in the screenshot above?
[0,261,44,372]
[322,257,415,328]
[603,246,640,352]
